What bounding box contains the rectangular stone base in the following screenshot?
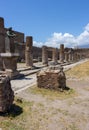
[37,67,66,90]
[5,69,20,79]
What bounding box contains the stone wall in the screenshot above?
[0,75,14,112]
[37,66,66,90]
[5,28,24,43]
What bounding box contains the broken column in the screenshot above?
[0,17,5,70]
[25,36,33,67]
[42,46,48,65]
[0,75,14,112]
[52,48,58,64]
[60,44,64,63]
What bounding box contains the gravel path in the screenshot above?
[11,74,37,93]
[11,59,89,93]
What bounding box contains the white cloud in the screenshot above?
[44,32,76,48]
[84,23,89,32]
[33,23,89,48]
[33,41,44,47]
[77,30,89,46]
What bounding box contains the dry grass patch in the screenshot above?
[0,98,34,130]
[65,60,89,79]
[28,85,76,100]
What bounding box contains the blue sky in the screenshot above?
[1,0,89,48]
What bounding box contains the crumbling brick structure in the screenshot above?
[37,66,66,91]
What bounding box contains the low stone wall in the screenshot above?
[0,75,14,112]
[37,66,66,91]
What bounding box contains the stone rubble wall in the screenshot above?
[37,66,66,90]
[0,75,14,112]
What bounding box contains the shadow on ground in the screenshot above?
[64,86,70,90]
[0,104,23,117]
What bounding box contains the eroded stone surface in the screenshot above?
[42,46,48,65]
[0,75,14,112]
[25,36,33,67]
[37,66,66,90]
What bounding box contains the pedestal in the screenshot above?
[1,53,20,79]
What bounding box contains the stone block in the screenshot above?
[37,66,66,91]
[0,75,14,112]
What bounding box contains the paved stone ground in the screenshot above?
[11,59,89,93]
[11,74,37,93]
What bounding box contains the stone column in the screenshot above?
[65,52,68,62]
[52,48,58,64]
[77,53,80,60]
[42,46,48,65]
[25,36,33,67]
[72,53,74,61]
[68,49,74,62]
[74,53,78,62]
[60,44,64,63]
[68,52,72,62]
[0,17,5,70]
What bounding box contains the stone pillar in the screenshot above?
[42,46,48,65]
[0,17,4,28]
[68,49,74,62]
[0,17,5,70]
[68,52,72,62]
[25,36,33,67]
[77,53,80,60]
[52,48,58,64]
[74,53,78,61]
[60,44,64,63]
[73,53,76,62]
[72,53,74,61]
[65,52,68,62]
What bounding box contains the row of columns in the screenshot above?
[42,44,81,65]
[0,17,33,70]
[0,17,82,70]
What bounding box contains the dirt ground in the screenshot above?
[16,78,89,130]
[1,60,89,130]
